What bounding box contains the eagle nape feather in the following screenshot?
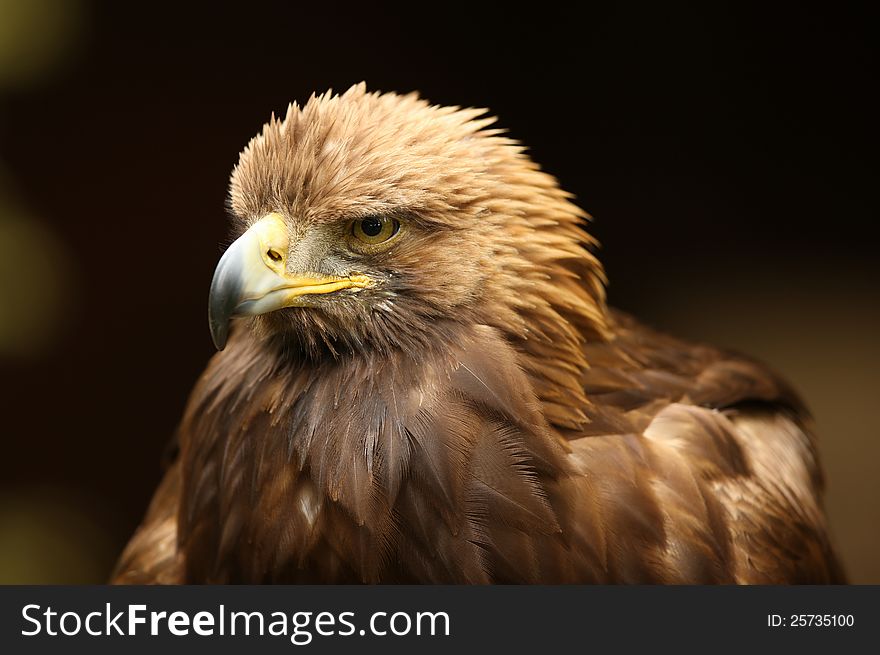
[112,84,844,584]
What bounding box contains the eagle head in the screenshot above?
[208,83,607,358]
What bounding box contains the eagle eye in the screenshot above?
[350,216,400,246]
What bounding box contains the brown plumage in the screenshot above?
[113,84,844,584]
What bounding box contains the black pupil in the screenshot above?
[360,217,383,237]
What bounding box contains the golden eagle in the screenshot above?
[113,84,843,583]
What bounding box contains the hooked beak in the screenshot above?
[208,213,371,350]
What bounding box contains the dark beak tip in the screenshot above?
[208,233,251,352]
[208,313,230,351]
[208,262,241,352]
[208,293,232,351]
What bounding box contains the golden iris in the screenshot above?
[351,216,400,245]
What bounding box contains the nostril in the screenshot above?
[267,249,282,262]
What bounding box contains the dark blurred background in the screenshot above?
[0,1,876,583]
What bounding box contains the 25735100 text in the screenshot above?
[767,614,854,628]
